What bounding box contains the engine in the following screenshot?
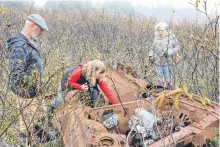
[128,108,160,146]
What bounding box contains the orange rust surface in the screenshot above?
[52,66,219,147]
[105,66,147,103]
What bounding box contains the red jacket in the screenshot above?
[67,65,118,105]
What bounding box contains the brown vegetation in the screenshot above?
[0,1,218,146]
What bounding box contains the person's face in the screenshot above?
[31,24,44,39]
[158,29,167,38]
[95,71,104,79]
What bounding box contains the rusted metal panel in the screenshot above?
[52,66,219,147]
[105,66,147,102]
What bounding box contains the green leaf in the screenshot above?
[183,83,188,93]
[195,0,199,9]
[200,99,206,106]
[186,93,193,100]
[9,136,15,144]
[174,94,181,110]
[204,97,211,105]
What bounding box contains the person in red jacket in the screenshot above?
[44,60,118,139]
[50,59,118,112]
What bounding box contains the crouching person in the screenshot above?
[47,60,118,121]
[6,14,54,145]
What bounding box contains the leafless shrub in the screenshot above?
[0,0,218,146]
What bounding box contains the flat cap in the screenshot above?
[27,14,48,31]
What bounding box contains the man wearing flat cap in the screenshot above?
[6,14,53,144]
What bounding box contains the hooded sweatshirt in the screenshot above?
[6,33,42,98]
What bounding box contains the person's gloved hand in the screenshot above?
[149,56,154,65]
[163,52,168,58]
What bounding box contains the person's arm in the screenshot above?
[67,66,84,91]
[98,81,118,105]
[9,43,30,86]
[168,34,180,56]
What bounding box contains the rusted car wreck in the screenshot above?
[52,66,219,147]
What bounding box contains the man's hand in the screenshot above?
[81,84,88,92]
[149,56,154,65]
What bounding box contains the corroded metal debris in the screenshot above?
[52,66,219,147]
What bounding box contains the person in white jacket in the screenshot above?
[149,22,180,88]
